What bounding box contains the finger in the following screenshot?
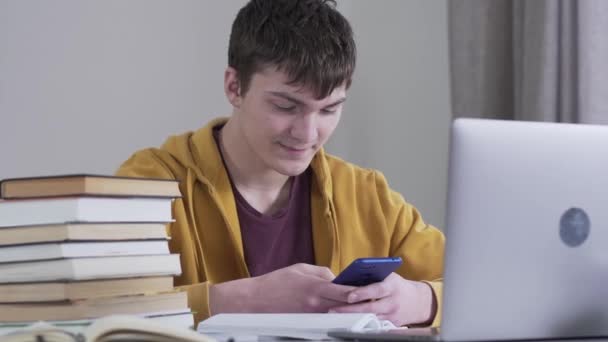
[295,264,335,280]
[313,296,350,312]
[317,282,357,303]
[346,277,394,303]
[328,296,391,315]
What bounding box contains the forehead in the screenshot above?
[248,67,347,102]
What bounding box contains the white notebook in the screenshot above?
[0,240,170,263]
[0,197,174,227]
[197,313,397,340]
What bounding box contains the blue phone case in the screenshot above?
[332,257,403,286]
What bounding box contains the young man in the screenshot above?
[116,0,444,327]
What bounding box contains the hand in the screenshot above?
[328,273,437,327]
[209,263,355,314]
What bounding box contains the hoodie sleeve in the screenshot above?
[374,171,445,327]
[116,149,213,324]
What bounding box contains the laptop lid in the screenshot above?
[441,118,608,341]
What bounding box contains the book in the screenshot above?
[0,254,181,283]
[0,291,189,322]
[0,222,169,246]
[0,197,174,228]
[0,276,174,303]
[197,313,398,340]
[0,310,195,333]
[0,240,170,263]
[0,314,211,342]
[0,174,181,199]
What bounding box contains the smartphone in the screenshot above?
[332,257,403,286]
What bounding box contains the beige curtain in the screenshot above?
[449,0,608,124]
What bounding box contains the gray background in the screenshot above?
[0,0,450,228]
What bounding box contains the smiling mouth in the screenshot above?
[279,143,312,152]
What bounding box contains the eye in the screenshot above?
[321,106,338,115]
[273,103,297,113]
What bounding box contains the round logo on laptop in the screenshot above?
[559,207,590,247]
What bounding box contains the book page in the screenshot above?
[86,315,212,342]
[0,322,78,342]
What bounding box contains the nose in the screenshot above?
[290,114,318,144]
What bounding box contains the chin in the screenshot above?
[274,161,310,177]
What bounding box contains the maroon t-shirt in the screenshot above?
[213,128,315,277]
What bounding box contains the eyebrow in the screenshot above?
[266,91,347,108]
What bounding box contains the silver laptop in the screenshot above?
[330,118,608,341]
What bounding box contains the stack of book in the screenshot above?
[0,174,192,329]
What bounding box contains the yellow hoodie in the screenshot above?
[116,118,445,326]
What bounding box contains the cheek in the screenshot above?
[243,103,276,137]
[265,114,295,139]
[317,116,340,143]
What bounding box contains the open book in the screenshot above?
[197,313,398,340]
[0,315,213,342]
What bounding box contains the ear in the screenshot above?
[224,67,243,108]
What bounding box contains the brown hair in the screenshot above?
[228,0,356,99]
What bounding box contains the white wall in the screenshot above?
[0,0,246,177]
[332,1,451,228]
[0,0,450,228]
